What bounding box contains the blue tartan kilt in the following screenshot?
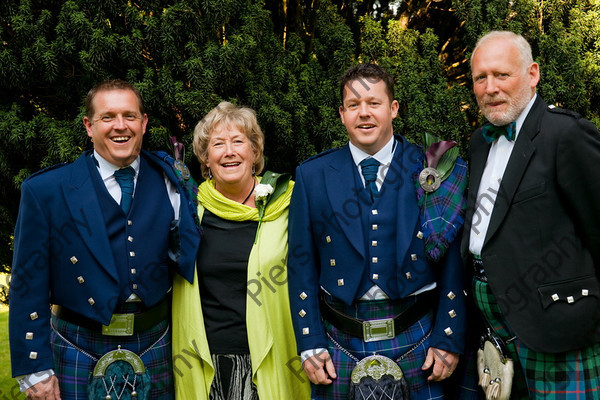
[313,295,444,400]
[50,315,174,400]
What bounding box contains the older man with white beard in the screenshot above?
[462,31,600,399]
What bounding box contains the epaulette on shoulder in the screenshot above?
[300,147,342,165]
[25,162,69,182]
[547,104,582,119]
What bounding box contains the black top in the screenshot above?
[197,209,258,354]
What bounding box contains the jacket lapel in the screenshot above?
[483,97,544,246]
[63,152,119,282]
[324,146,365,257]
[391,137,421,265]
[144,150,200,283]
[462,133,491,256]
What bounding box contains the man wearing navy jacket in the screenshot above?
[288,64,468,399]
[9,79,200,399]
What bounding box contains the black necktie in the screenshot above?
[113,167,135,213]
[360,157,379,203]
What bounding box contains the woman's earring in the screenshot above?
[252,165,256,176]
[208,168,213,179]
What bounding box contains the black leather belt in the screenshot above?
[52,296,169,335]
[319,291,434,342]
[472,257,487,282]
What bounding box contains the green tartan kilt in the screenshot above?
[473,277,600,400]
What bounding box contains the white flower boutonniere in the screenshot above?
[254,183,274,243]
[255,183,274,200]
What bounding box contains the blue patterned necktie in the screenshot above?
[481,121,517,143]
[360,157,380,203]
[113,167,135,214]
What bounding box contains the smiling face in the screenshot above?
[471,36,539,126]
[339,79,399,155]
[83,89,147,167]
[206,123,257,196]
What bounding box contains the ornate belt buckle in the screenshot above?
[363,317,395,342]
[419,167,442,192]
[102,313,134,336]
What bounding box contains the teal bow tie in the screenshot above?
[481,122,517,143]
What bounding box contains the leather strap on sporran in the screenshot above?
[88,346,151,400]
[476,328,514,400]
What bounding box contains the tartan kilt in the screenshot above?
[473,277,600,399]
[313,295,444,400]
[50,315,174,400]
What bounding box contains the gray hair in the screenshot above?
[193,101,265,179]
[471,31,534,71]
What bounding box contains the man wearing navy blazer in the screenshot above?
[9,79,200,399]
[288,64,468,399]
[463,31,600,398]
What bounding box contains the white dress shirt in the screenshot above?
[469,94,537,255]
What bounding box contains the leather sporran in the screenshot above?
[476,328,513,400]
[88,346,151,400]
[348,355,410,400]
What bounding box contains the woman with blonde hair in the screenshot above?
[172,101,310,399]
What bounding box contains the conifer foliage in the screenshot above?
[1,0,599,299]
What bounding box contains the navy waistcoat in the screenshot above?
[87,154,174,308]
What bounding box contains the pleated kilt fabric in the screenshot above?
[473,277,600,399]
[50,315,173,399]
[313,295,444,400]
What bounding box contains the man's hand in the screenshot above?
[26,375,61,400]
[303,349,337,385]
[421,347,459,382]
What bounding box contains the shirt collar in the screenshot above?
[93,150,140,180]
[349,136,395,167]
